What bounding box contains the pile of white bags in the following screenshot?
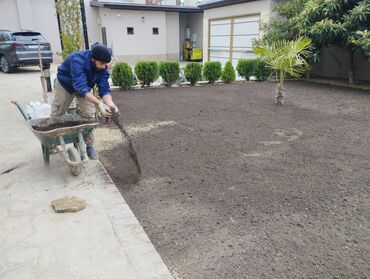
[26,101,51,119]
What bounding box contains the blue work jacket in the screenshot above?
[57,50,111,98]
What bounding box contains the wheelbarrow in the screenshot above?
[12,101,98,176]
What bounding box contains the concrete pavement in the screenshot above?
[0,66,174,279]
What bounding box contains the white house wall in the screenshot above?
[17,0,34,29]
[98,8,180,63]
[0,0,20,31]
[0,0,61,53]
[83,0,101,48]
[166,12,180,61]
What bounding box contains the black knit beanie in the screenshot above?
[91,44,111,63]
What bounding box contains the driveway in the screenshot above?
[0,66,173,279]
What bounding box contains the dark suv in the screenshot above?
[0,30,53,73]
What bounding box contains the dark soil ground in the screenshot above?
[101,81,370,279]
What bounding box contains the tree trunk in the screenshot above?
[276,84,284,105]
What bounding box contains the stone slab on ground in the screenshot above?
[51,196,86,213]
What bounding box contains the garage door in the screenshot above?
[209,15,260,68]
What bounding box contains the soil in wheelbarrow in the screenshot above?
[101,82,370,279]
[32,121,87,131]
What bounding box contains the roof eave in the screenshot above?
[198,0,253,9]
[90,0,203,13]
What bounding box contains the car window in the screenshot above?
[12,32,46,42]
[1,33,12,41]
[0,33,9,42]
[4,33,12,41]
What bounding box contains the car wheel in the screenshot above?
[0,56,14,73]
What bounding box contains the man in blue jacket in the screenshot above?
[51,44,118,160]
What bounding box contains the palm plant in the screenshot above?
[253,37,311,105]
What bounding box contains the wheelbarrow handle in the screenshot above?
[11,100,31,121]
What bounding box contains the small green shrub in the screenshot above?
[112,63,136,90]
[221,61,236,83]
[134,61,159,87]
[184,62,202,86]
[203,61,222,83]
[159,61,180,86]
[236,59,258,81]
[254,59,272,81]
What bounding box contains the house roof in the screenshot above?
[198,0,254,9]
[90,0,203,13]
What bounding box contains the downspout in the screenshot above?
[55,0,64,50]
[80,0,90,50]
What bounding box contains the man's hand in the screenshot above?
[84,92,118,116]
[102,95,119,114]
[98,102,112,117]
[107,102,119,114]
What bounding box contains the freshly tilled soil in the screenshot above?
[101,81,370,279]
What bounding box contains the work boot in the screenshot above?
[86,145,98,160]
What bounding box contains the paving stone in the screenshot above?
[51,196,86,213]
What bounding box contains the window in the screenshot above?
[127,27,134,35]
[12,32,46,42]
[152,27,159,35]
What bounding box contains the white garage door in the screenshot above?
[209,15,260,68]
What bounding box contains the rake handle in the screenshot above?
[11,100,30,121]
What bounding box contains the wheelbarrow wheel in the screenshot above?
[67,147,82,176]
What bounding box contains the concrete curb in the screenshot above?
[89,161,174,279]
